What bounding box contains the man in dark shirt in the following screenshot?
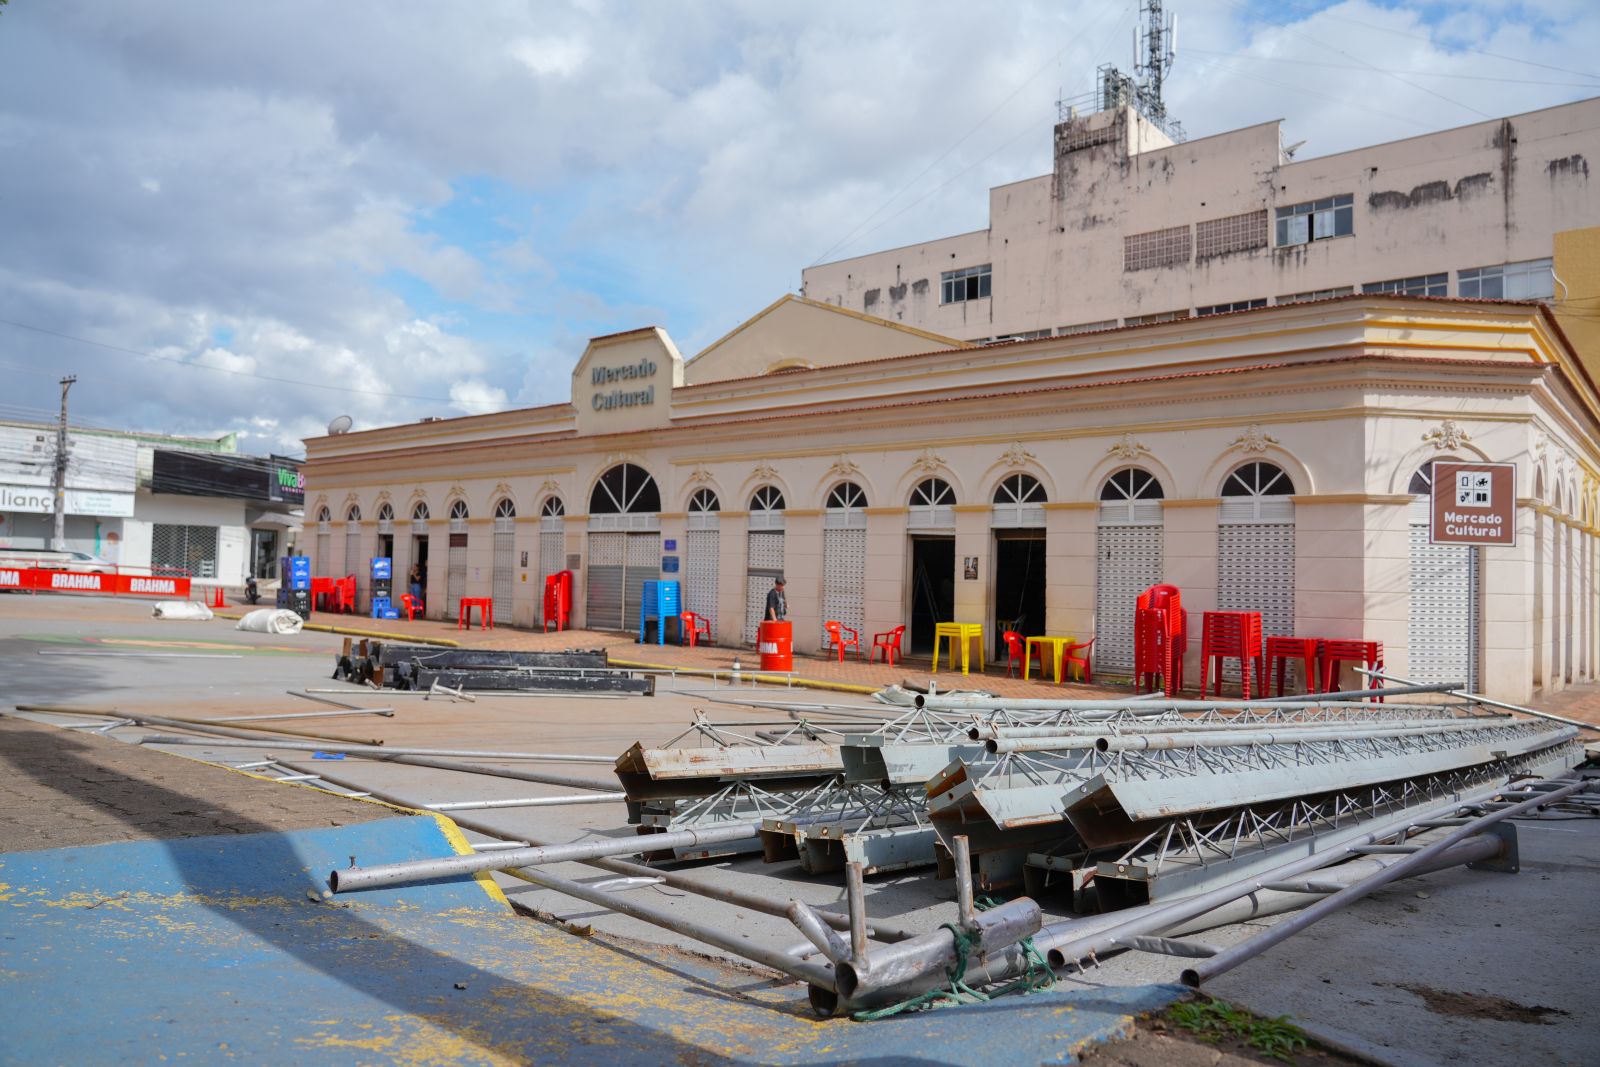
[764,576,786,621]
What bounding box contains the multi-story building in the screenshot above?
[800,98,1600,355]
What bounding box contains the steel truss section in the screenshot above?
[760,777,935,874]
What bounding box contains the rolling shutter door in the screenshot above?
[492,526,515,623]
[1408,522,1479,689]
[745,531,784,644]
[1094,524,1162,675]
[446,533,468,616]
[1216,524,1295,639]
[315,532,331,576]
[344,528,361,579]
[822,528,867,642]
[623,532,660,633]
[587,532,625,631]
[685,529,718,640]
[537,529,564,626]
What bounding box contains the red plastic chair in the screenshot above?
[680,611,711,647]
[823,621,862,662]
[337,575,358,615]
[399,594,420,621]
[1060,638,1095,684]
[1200,611,1264,699]
[871,625,905,666]
[1002,631,1025,677]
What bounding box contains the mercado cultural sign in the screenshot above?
[1430,460,1516,546]
[591,358,657,411]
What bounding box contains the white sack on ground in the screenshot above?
[235,608,305,635]
[151,601,214,621]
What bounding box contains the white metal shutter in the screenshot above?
[685,528,719,641]
[537,529,564,626]
[343,527,361,579]
[1408,522,1479,689]
[1216,524,1295,638]
[492,522,515,624]
[624,532,660,633]
[446,533,468,616]
[1094,524,1163,674]
[587,532,625,631]
[822,528,867,643]
[315,532,331,576]
[745,531,785,643]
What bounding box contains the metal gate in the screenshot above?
[1217,524,1296,638]
[492,522,515,624]
[624,532,660,633]
[585,532,659,632]
[1408,522,1479,689]
[685,529,719,641]
[822,528,867,644]
[446,533,467,616]
[315,531,331,577]
[1094,524,1163,675]
[344,527,362,579]
[745,531,784,643]
[537,529,564,625]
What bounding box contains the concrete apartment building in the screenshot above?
[800,98,1600,347]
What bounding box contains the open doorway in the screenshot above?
[378,532,394,564]
[993,533,1046,658]
[410,534,430,610]
[908,536,955,654]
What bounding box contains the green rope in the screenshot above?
[850,897,1055,1021]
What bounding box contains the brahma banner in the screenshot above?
[0,568,192,598]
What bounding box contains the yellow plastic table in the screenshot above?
[1024,635,1077,682]
[932,622,985,675]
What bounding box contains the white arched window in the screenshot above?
[1219,462,1295,524]
[589,463,661,530]
[449,499,470,533]
[1098,468,1164,525]
[750,485,785,531]
[825,481,868,530]
[493,497,516,533]
[992,473,1046,528]
[345,504,361,522]
[540,496,565,530]
[908,477,955,530]
[376,502,395,534]
[410,501,430,533]
[1217,461,1297,642]
[688,488,720,530]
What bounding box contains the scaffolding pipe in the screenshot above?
[1358,668,1599,732]
[129,734,615,763]
[1181,777,1596,986]
[330,824,761,893]
[208,708,396,722]
[974,707,1494,740]
[18,706,385,746]
[426,794,625,810]
[984,718,1534,756]
[1244,682,1463,704]
[919,693,1465,715]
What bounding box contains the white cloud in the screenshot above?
[508,36,591,79]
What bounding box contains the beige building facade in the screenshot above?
[800,98,1600,356]
[304,294,1600,705]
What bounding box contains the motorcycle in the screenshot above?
[245,576,260,605]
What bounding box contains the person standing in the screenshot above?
[764,576,787,622]
[408,561,424,608]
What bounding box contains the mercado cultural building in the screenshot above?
[304,95,1600,705]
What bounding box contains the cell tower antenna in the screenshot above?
[1094,0,1184,141]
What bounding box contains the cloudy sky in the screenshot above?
[0,1,1596,457]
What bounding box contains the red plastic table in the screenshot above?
[458,597,494,630]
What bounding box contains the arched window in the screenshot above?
[688,488,720,531]
[1098,468,1164,526]
[908,477,955,529]
[450,500,470,519]
[412,502,430,521]
[590,464,660,514]
[825,481,868,529]
[377,502,394,521]
[750,485,785,531]
[345,504,361,522]
[316,505,331,525]
[493,498,516,533]
[1220,462,1295,524]
[541,496,565,517]
[993,473,1046,528]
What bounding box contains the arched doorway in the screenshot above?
[375,502,395,569]
[492,498,516,625]
[314,506,332,576]
[409,502,431,611]
[1217,462,1296,648]
[537,496,565,626]
[446,500,470,618]
[1407,463,1480,688]
[343,505,363,585]
[823,482,868,644]
[1096,468,1165,676]
[992,473,1047,659]
[586,463,661,632]
[686,488,720,641]
[744,485,785,643]
[908,477,956,654]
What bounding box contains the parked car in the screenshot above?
[0,548,118,574]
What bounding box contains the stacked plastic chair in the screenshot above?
[1135,583,1187,696]
[1200,610,1264,699]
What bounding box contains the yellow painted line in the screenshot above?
[608,657,880,695]
[432,813,512,908]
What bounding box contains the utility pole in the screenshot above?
[52,375,76,551]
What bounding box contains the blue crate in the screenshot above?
[370,557,392,580]
[378,608,400,620]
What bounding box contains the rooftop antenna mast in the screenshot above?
[1093,0,1184,141]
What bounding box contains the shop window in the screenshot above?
[941,264,991,304]
[1363,273,1447,297]
[1275,194,1353,246]
[1458,258,1554,301]
[152,523,219,580]
[1196,298,1267,317]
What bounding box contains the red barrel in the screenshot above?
[757,620,793,672]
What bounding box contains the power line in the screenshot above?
[1311,10,1600,83]
[1184,47,1600,88]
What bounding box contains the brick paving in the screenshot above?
[0,716,389,853]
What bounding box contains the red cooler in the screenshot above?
[757,620,793,672]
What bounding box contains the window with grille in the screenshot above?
[493,497,516,532]
[1363,273,1447,297]
[1220,462,1296,523]
[1098,468,1164,525]
[688,488,720,530]
[411,501,430,533]
[540,495,565,531]
[449,499,469,534]
[1276,286,1353,305]
[908,478,955,529]
[345,505,361,522]
[316,506,331,529]
[1458,258,1554,300]
[1125,309,1189,326]
[1124,225,1192,272]
[589,463,661,530]
[750,485,786,531]
[377,502,394,534]
[825,482,868,529]
[1275,194,1353,246]
[1196,298,1267,317]
[1057,320,1118,335]
[992,473,1046,528]
[152,524,219,579]
[940,264,991,304]
[1196,210,1268,259]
